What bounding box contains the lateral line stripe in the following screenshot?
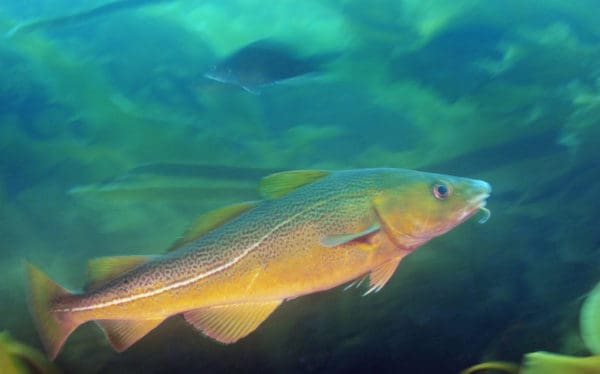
[63,211,301,312]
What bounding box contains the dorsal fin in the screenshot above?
[86,255,153,290]
[258,170,330,199]
[183,301,282,344]
[167,201,259,252]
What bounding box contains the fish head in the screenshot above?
[372,169,491,250]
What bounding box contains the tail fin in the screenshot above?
[25,261,80,360]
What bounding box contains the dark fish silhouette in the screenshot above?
[68,162,284,201]
[5,0,173,38]
[204,39,333,94]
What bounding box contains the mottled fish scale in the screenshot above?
[58,170,384,312]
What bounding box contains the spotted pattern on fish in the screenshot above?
[54,170,381,312]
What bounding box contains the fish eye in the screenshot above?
[433,182,452,200]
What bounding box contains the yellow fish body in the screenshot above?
[26,168,491,359]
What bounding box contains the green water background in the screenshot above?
[0,1,599,372]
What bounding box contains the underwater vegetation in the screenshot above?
[68,162,280,202]
[462,353,600,374]
[0,331,60,374]
[462,280,600,374]
[4,0,173,38]
[1,0,600,373]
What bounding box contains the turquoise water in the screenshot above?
[1,1,599,373]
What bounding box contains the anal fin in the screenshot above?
[183,300,282,344]
[364,257,402,295]
[97,319,164,352]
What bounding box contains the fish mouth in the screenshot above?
[463,180,492,223]
[405,189,492,245]
[467,190,491,224]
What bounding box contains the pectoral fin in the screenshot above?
[97,319,164,352]
[183,301,282,344]
[364,257,402,295]
[321,223,380,248]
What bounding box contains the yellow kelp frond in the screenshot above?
[259,170,330,199]
[522,351,600,374]
[0,333,25,374]
[460,361,520,374]
[580,280,600,354]
[0,331,61,374]
[460,352,600,374]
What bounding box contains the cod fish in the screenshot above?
[26,168,491,359]
[204,39,333,94]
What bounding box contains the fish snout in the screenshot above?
[466,179,492,223]
[468,179,491,204]
[473,179,492,195]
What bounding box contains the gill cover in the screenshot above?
[371,181,435,250]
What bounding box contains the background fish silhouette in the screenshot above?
[204,39,337,94]
[4,0,173,38]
